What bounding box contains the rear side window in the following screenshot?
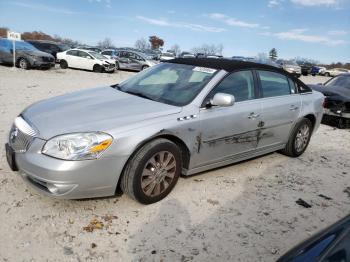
[67,50,78,56]
[258,71,291,98]
[206,71,255,103]
[288,78,297,94]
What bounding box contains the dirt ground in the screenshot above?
[0,65,349,262]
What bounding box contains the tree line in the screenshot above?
[0,27,348,68]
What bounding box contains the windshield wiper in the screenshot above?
[123,90,155,101]
[111,85,155,101]
[111,84,122,90]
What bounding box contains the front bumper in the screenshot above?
[324,108,350,119]
[103,64,115,72]
[32,61,55,68]
[6,138,128,199]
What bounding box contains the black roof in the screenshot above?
[168,58,284,73]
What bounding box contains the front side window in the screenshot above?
[258,70,291,98]
[117,63,217,106]
[205,71,255,103]
[78,51,92,59]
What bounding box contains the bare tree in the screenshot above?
[97,37,114,49]
[135,38,150,50]
[191,44,224,55]
[170,44,181,56]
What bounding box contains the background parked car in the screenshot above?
[27,40,70,60]
[277,59,302,78]
[160,52,176,61]
[179,52,195,58]
[309,73,350,128]
[0,38,55,69]
[114,49,157,71]
[321,68,349,77]
[310,65,326,76]
[297,61,313,76]
[76,46,102,53]
[100,49,118,60]
[57,49,115,73]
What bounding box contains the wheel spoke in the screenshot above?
[154,183,161,196]
[165,161,176,171]
[145,181,157,196]
[142,177,155,188]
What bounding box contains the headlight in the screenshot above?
[42,132,113,160]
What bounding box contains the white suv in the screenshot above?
[57,49,116,73]
[322,68,349,77]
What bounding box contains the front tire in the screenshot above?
[93,64,103,73]
[325,72,331,77]
[121,139,182,204]
[18,58,30,70]
[281,118,313,157]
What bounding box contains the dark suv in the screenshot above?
[0,38,55,69]
[28,40,70,60]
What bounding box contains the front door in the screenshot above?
[193,70,262,168]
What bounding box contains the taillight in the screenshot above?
[323,97,328,108]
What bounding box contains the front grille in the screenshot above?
[8,117,37,153]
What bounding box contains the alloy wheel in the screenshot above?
[294,124,310,152]
[141,151,176,197]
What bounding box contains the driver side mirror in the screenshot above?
[211,93,235,107]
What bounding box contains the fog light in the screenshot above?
[47,183,59,194]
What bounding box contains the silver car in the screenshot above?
[112,50,157,71]
[5,59,324,204]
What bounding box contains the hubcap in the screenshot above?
[294,124,310,152]
[19,59,27,69]
[141,151,176,197]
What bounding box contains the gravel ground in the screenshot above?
[0,66,349,262]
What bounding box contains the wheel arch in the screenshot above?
[115,132,191,195]
[303,114,316,130]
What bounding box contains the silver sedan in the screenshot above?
[6,59,324,204]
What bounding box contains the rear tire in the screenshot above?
[325,72,331,77]
[93,64,103,73]
[18,58,30,70]
[120,138,182,204]
[280,118,313,157]
[60,60,68,69]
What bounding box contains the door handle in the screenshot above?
[289,105,299,111]
[248,112,260,119]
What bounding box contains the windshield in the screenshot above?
[15,41,38,51]
[117,63,218,106]
[89,51,107,60]
[162,53,175,57]
[325,75,350,88]
[286,60,298,66]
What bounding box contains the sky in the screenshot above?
[0,0,349,63]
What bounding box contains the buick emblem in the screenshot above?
[10,128,18,143]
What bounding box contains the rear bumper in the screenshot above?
[7,138,128,199]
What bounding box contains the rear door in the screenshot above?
[117,51,130,69]
[65,50,79,68]
[256,70,301,148]
[193,70,262,167]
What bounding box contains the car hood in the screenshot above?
[22,86,182,139]
[18,49,54,58]
[309,84,350,100]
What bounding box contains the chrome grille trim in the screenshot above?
[9,117,37,153]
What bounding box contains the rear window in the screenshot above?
[258,71,291,98]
